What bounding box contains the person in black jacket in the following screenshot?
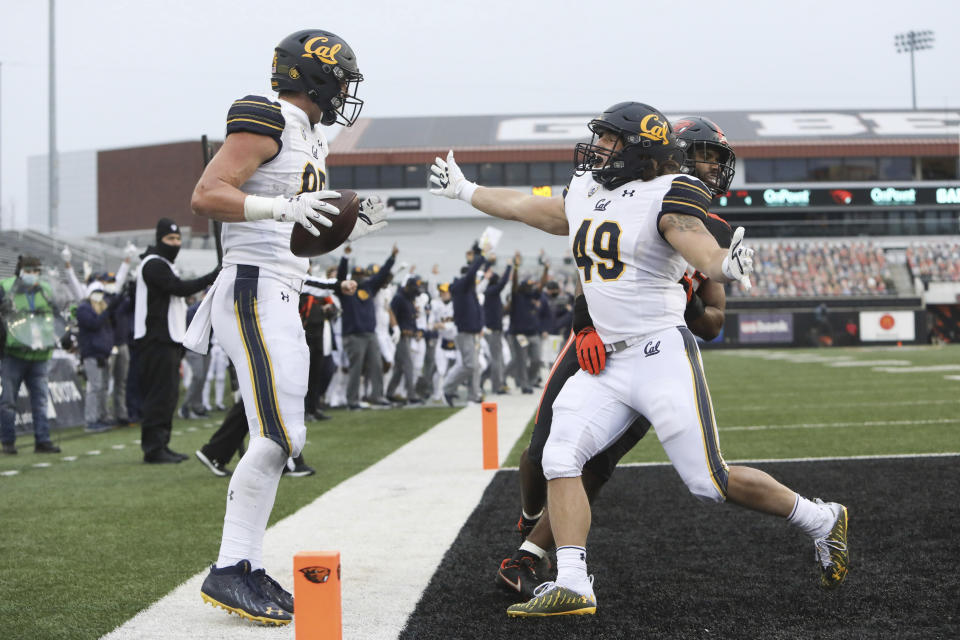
[337,244,396,410]
[506,253,539,395]
[482,259,512,395]
[77,282,121,433]
[386,274,423,404]
[442,243,486,405]
[134,219,218,463]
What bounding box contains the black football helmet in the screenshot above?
[574,102,685,190]
[271,29,363,126]
[671,116,736,196]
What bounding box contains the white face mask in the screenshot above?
[104,283,118,294]
[20,273,39,287]
[90,292,105,303]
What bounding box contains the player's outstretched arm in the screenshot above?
[429,150,568,235]
[661,215,753,289]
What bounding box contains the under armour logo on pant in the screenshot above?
[281,292,289,302]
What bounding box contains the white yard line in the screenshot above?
[617,452,960,468]
[101,394,537,640]
[722,417,959,432]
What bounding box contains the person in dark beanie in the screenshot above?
[442,243,487,405]
[134,219,218,463]
[0,256,61,454]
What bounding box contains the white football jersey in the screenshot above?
[563,171,713,343]
[220,96,330,279]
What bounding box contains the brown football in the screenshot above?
[289,189,360,257]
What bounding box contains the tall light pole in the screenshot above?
[894,30,934,110]
[48,0,58,236]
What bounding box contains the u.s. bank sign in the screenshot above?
[496,111,960,142]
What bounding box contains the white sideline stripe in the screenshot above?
[722,417,960,432]
[873,365,960,373]
[827,359,911,367]
[101,394,538,640]
[943,375,960,381]
[615,452,960,468]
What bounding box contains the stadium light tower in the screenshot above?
[894,30,934,110]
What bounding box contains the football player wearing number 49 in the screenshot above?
[431,102,849,618]
[186,29,388,626]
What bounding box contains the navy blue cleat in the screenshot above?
[251,568,294,613]
[200,559,291,625]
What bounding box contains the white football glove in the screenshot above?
[348,195,389,242]
[429,150,477,203]
[243,191,341,237]
[61,246,72,263]
[720,226,754,290]
[123,242,138,259]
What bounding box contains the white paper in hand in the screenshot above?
[479,226,503,253]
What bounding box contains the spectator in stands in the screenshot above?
[0,256,61,454]
[77,282,121,433]
[337,244,396,410]
[482,258,512,395]
[442,243,486,405]
[135,219,218,464]
[732,240,892,298]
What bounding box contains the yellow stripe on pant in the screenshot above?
[678,326,728,498]
[233,265,292,453]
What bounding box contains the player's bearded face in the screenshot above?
[694,148,720,189]
[591,131,624,168]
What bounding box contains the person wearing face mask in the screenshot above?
[77,282,122,433]
[0,256,61,454]
[134,219,219,464]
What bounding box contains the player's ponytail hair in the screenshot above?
[635,157,683,181]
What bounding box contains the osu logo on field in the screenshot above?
[300,566,332,584]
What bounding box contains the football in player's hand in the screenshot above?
[289,189,360,257]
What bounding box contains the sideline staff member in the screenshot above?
[135,219,218,463]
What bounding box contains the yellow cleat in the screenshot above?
[814,499,849,589]
[506,582,596,617]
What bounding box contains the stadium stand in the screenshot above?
[0,229,125,289]
[729,240,899,298]
[906,241,960,284]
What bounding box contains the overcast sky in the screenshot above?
[1,0,957,230]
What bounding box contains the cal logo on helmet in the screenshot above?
[302,36,341,65]
[639,114,669,144]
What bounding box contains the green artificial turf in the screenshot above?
[505,344,960,465]
[0,406,455,640]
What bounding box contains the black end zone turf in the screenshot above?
[399,457,960,639]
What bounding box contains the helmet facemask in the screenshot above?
[574,120,685,190]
